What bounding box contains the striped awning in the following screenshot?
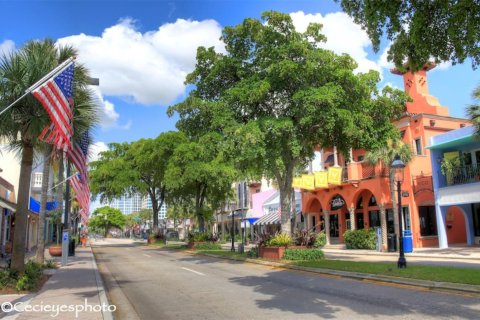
[254,211,281,226]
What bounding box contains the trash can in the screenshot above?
[403,230,413,253]
[68,238,75,256]
[387,234,397,252]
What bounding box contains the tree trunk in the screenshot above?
[11,142,34,273]
[279,171,293,235]
[36,148,51,264]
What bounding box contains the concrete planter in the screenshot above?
[258,246,286,261]
[48,245,62,257]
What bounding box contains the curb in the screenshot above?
[192,251,480,296]
[89,244,115,320]
[323,250,480,261]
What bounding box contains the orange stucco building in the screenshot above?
[301,64,471,249]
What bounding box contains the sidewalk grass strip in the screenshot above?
[294,260,480,285]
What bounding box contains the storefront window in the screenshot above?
[386,209,395,234]
[473,203,480,237]
[356,213,364,230]
[419,206,437,236]
[369,210,381,228]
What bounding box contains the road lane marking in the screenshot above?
[181,267,205,276]
[125,248,131,251]
[143,254,152,258]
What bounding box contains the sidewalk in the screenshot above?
[0,245,113,320]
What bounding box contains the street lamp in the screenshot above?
[391,154,406,268]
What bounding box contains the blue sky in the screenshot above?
[1,0,479,160]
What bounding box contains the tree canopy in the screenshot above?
[337,0,480,71]
[169,11,408,233]
[89,206,126,237]
[89,131,185,230]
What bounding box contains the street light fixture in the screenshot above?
[391,154,407,268]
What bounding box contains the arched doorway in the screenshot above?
[328,194,347,242]
[446,206,467,245]
[305,197,323,233]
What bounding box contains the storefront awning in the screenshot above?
[29,197,58,214]
[254,211,281,226]
[253,211,302,226]
[0,198,16,212]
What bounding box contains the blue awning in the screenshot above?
[29,197,58,214]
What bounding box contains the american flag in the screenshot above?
[32,62,75,150]
[37,123,69,151]
[67,131,89,180]
[70,173,90,217]
[68,130,90,217]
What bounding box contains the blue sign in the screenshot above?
[62,232,69,242]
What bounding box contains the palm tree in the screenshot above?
[467,85,480,136]
[0,39,99,272]
[365,139,413,241]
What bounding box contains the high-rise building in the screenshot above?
[109,193,143,215]
[108,193,167,218]
[142,196,167,219]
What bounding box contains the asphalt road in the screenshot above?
[92,239,480,320]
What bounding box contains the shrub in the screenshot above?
[24,261,43,280]
[293,229,316,246]
[313,232,327,248]
[0,269,17,288]
[267,232,293,247]
[188,232,218,242]
[344,229,377,250]
[194,243,222,250]
[255,232,272,247]
[246,247,258,258]
[44,259,57,269]
[283,249,324,261]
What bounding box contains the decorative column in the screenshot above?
[333,146,339,167]
[324,210,330,245]
[320,149,325,171]
[349,148,354,163]
[348,206,356,230]
[379,203,388,251]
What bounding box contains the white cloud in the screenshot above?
[89,86,130,130]
[378,42,394,70]
[0,40,15,57]
[57,18,224,105]
[433,61,452,71]
[290,11,380,74]
[89,141,109,162]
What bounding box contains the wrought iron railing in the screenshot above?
[360,162,388,179]
[442,164,480,187]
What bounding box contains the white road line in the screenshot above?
[143,254,152,258]
[125,248,131,251]
[181,267,205,276]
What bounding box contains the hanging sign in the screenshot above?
[292,177,303,189]
[328,167,343,185]
[314,171,328,188]
[330,195,346,210]
[301,174,315,190]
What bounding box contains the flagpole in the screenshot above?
[48,173,77,192]
[0,57,75,117]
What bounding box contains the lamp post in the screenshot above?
[230,211,235,252]
[392,154,407,268]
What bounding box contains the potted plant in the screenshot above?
[258,232,292,260]
[48,209,63,257]
[440,155,460,184]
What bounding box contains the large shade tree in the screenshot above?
[337,0,480,71]
[89,206,126,237]
[164,133,237,232]
[169,11,407,234]
[0,39,99,272]
[90,131,184,232]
